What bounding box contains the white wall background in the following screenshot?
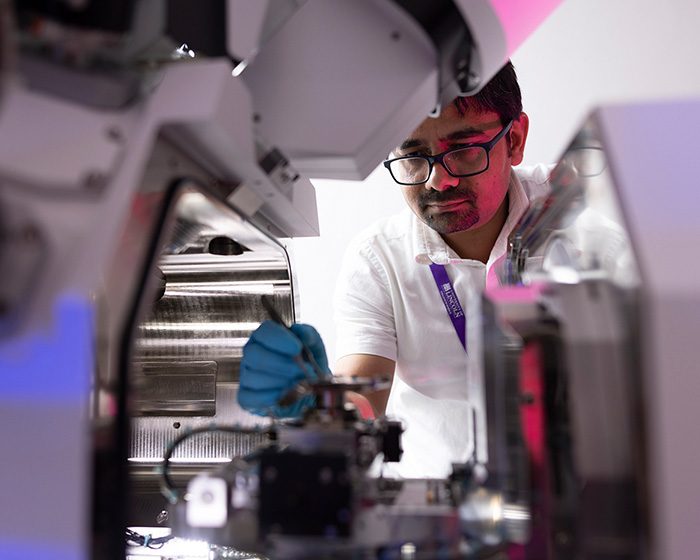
[291,0,700,364]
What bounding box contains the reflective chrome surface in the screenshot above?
[133,252,292,386]
[127,186,290,526]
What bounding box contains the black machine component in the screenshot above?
[259,451,352,538]
[12,0,143,108]
[14,0,137,33]
[381,421,403,463]
[393,0,476,112]
[166,0,227,59]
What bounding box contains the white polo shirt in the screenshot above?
[333,165,552,478]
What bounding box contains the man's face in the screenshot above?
[394,104,528,235]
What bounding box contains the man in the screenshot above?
[238,61,551,478]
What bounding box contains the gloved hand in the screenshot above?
[238,320,331,418]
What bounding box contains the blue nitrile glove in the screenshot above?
[238,320,331,419]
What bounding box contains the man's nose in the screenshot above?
[425,161,459,191]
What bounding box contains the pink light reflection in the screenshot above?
[489,0,565,55]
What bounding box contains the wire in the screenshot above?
[160,424,275,503]
[125,528,174,549]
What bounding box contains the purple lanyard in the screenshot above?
[429,263,467,353]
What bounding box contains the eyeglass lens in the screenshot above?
[389,146,488,185]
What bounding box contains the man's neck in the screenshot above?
[441,194,509,263]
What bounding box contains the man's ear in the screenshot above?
[509,112,529,166]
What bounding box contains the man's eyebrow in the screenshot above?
[443,127,490,142]
[398,138,424,151]
[397,126,491,151]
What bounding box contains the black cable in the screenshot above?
[160,424,274,503]
[124,528,174,549]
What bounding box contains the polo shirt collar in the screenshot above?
[413,170,531,266]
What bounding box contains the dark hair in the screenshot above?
[453,60,522,124]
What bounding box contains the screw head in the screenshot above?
[84,172,107,191]
[107,127,124,142]
[21,225,40,244]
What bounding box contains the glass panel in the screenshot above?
[505,117,640,289]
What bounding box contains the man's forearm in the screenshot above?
[335,353,396,417]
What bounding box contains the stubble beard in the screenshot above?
[417,189,480,234]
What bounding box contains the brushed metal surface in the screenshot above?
[133,256,292,385]
[130,386,271,462]
[126,187,289,526]
[132,361,218,416]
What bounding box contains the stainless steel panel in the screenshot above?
[133,255,292,385]
[129,385,271,463]
[132,361,218,416]
[127,185,289,526]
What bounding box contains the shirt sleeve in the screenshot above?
[333,236,399,362]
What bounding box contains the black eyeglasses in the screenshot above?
[383,120,514,186]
